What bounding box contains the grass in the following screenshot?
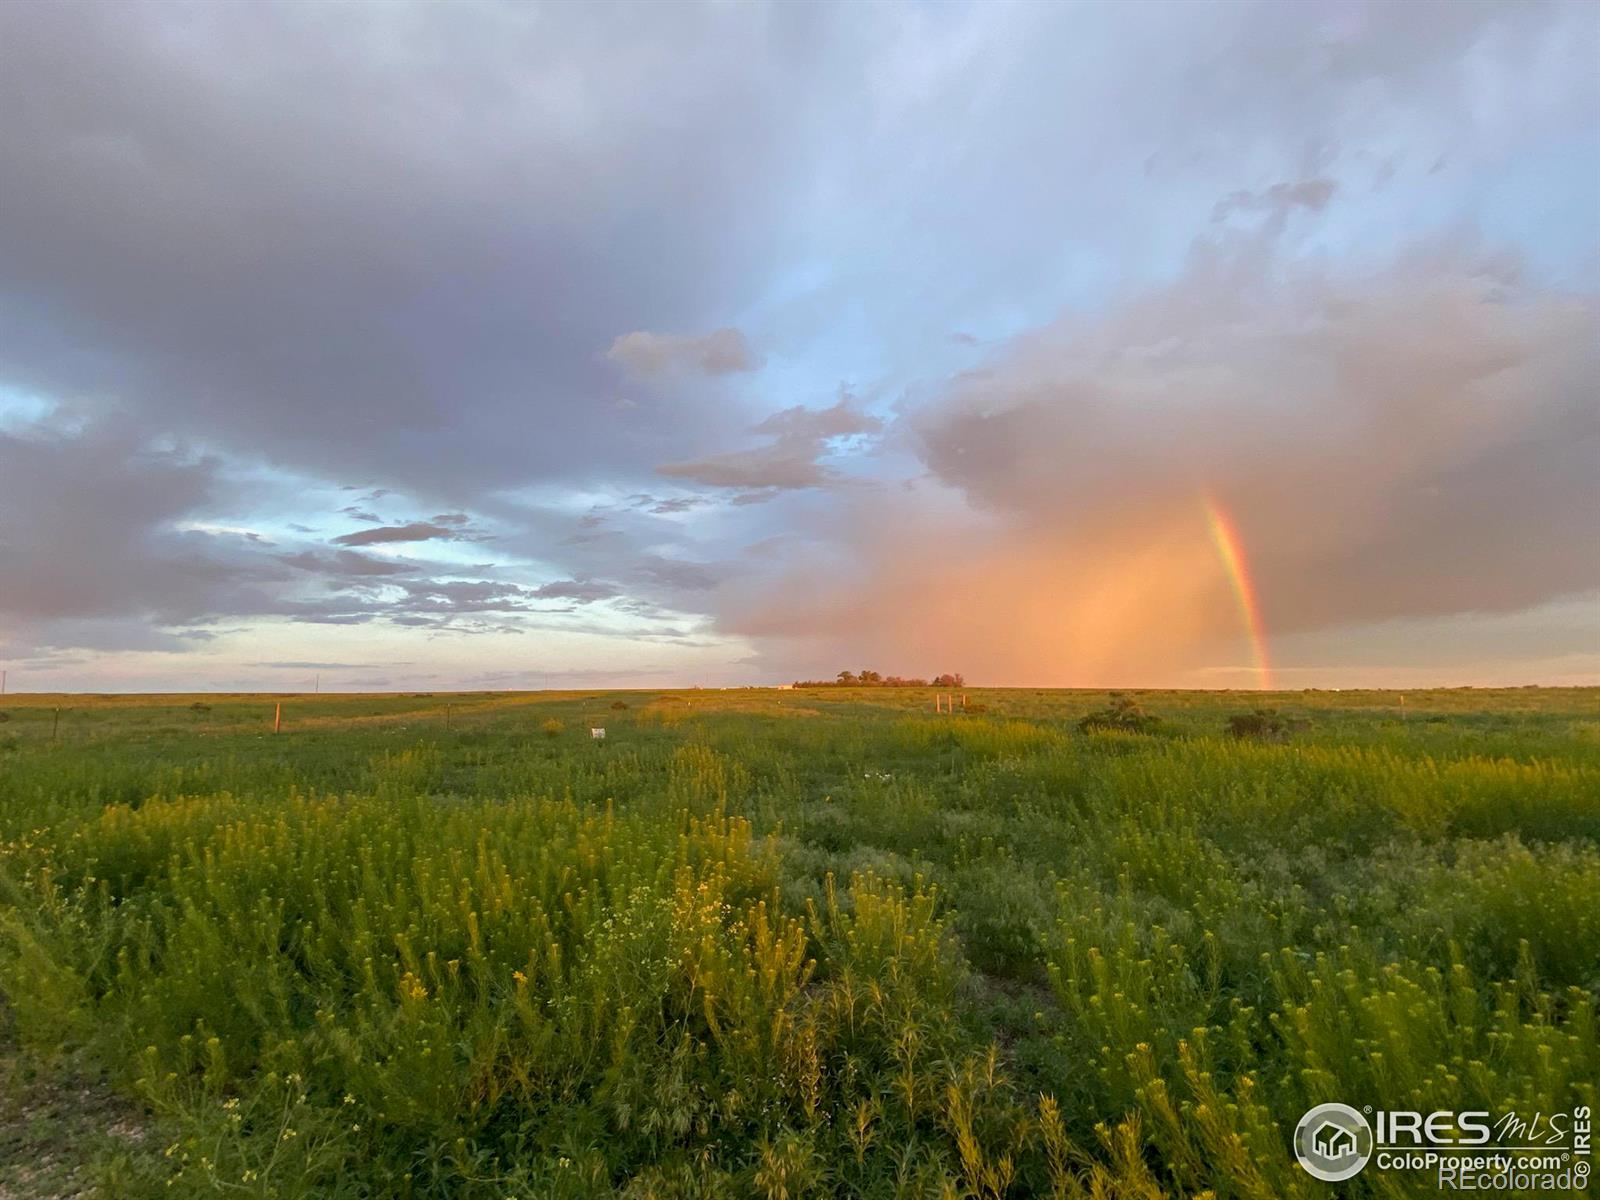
[0,686,1595,1197]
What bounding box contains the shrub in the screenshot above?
[1223,707,1307,741]
[1077,694,1163,735]
[540,718,564,738]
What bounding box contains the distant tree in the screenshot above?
[837,670,858,685]
[858,669,882,684]
[931,673,964,688]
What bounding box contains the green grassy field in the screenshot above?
[1,687,1596,1198]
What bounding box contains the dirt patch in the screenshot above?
[0,1026,156,1200]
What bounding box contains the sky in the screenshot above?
[0,0,1596,693]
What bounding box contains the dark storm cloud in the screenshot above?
[0,0,832,499]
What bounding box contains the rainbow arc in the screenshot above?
[1203,494,1273,691]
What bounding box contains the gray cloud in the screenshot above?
[652,498,707,515]
[0,0,833,503]
[275,550,417,577]
[0,418,242,628]
[910,237,1599,631]
[332,522,471,547]
[634,557,727,592]
[658,396,882,490]
[0,414,630,654]
[529,579,619,602]
[251,661,381,670]
[606,328,761,378]
[395,580,538,612]
[1211,177,1337,225]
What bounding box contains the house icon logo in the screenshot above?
[1314,1122,1355,1158]
[1294,1103,1373,1182]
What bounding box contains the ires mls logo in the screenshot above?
[1373,1106,1589,1148]
[1295,1103,1374,1182]
[1295,1104,1593,1183]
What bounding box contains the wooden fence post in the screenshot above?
[274,702,282,734]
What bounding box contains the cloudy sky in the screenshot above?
[1,0,1595,692]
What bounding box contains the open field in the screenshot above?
[1,687,1596,1198]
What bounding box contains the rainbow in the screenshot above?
[1203,494,1273,691]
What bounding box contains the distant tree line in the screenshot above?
[793,670,966,688]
